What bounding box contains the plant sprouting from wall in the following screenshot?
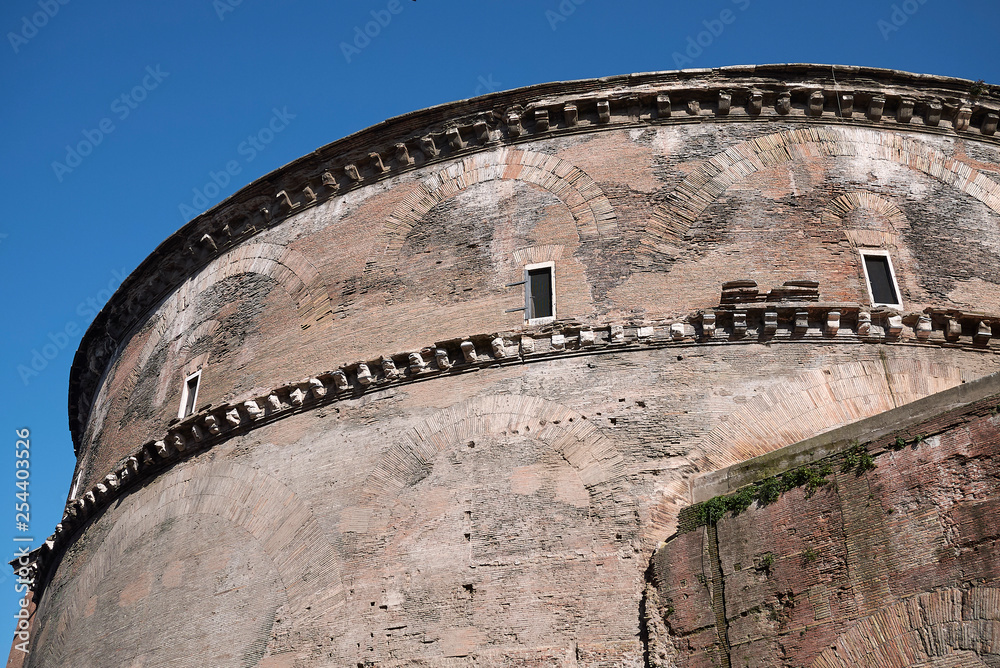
[691,462,833,528]
[970,79,997,99]
[684,428,946,532]
[841,441,875,475]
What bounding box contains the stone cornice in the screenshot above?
[28,303,1000,595]
[68,64,1000,452]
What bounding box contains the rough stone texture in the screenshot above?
[651,391,1000,668]
[24,349,1000,667]
[74,119,1000,494]
[14,66,1000,666]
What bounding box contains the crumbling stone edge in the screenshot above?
[20,303,1000,594]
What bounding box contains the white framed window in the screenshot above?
[524,261,556,324]
[69,468,84,501]
[860,250,902,308]
[178,370,202,419]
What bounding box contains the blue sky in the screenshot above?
[1,0,998,644]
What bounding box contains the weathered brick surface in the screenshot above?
[24,348,1000,667]
[74,118,1000,492]
[652,406,1000,667]
[26,68,1000,666]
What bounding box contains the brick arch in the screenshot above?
[131,241,328,366]
[87,242,328,441]
[693,358,980,473]
[821,191,909,228]
[163,241,330,329]
[105,319,221,433]
[87,316,174,441]
[821,191,911,248]
[647,127,1000,244]
[810,587,1000,667]
[177,318,222,358]
[31,461,346,665]
[366,148,619,273]
[356,394,627,510]
[512,244,564,266]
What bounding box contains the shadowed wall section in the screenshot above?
[367,148,619,276]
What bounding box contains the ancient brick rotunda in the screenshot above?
[11,65,1000,667]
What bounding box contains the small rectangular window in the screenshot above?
[179,371,201,419]
[861,252,901,307]
[525,262,555,323]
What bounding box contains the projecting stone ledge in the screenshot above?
[22,301,1000,600]
[65,65,1000,453]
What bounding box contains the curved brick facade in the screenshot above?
[12,65,1000,667]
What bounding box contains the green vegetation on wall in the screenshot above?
[683,429,940,533]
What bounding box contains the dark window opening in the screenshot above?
[527,267,553,319]
[182,374,200,417]
[864,254,900,305]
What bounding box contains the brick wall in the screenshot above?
[651,388,1000,667]
[74,120,1000,493]
[23,348,1000,667]
[29,69,1000,667]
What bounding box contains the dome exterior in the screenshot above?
[13,64,1000,667]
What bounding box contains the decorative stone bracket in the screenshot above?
[266,87,998,226]
[68,67,1000,454]
[24,302,1000,596]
